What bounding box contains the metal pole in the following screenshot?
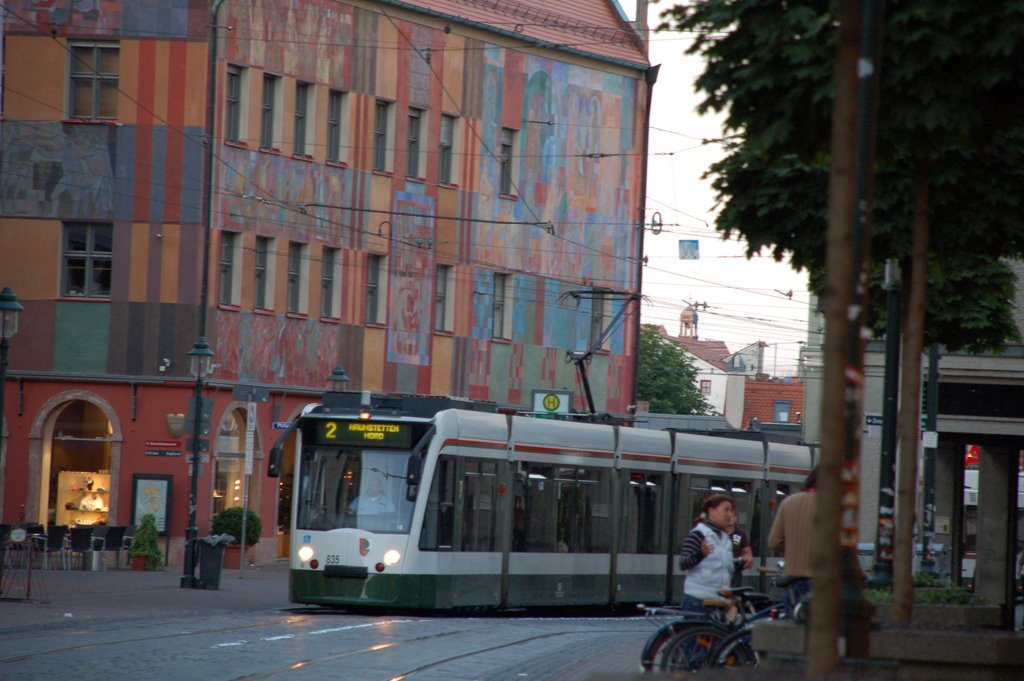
[0,334,8,468]
[870,260,901,587]
[182,0,224,590]
[182,373,204,588]
[920,344,939,576]
[631,65,659,413]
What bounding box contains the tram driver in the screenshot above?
[348,475,397,515]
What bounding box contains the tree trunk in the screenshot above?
[891,160,931,622]
[807,0,863,674]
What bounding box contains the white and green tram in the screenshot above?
[269,395,812,610]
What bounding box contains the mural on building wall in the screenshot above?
[225,1,354,86]
[216,311,340,386]
[7,0,202,38]
[218,146,355,243]
[1,122,116,218]
[388,191,435,366]
[0,121,203,224]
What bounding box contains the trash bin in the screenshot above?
[88,549,105,571]
[196,534,234,590]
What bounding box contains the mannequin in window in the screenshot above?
[80,492,105,512]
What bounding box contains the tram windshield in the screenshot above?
[296,447,414,533]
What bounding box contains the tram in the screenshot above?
[268,394,813,610]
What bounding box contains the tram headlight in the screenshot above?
[382,549,401,566]
[297,544,315,563]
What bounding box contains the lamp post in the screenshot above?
[327,364,350,392]
[181,336,214,589]
[0,287,24,459]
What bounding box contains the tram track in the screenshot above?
[1,607,649,680]
[0,612,311,664]
[228,626,638,681]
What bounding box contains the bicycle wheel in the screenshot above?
[641,619,715,672]
[710,626,758,668]
[659,624,729,672]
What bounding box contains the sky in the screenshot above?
[635,14,812,377]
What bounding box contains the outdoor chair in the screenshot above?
[66,526,103,570]
[98,525,129,569]
[37,524,70,569]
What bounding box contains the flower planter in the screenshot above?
[223,544,241,569]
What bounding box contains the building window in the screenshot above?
[499,127,516,195]
[294,81,312,156]
[62,223,112,297]
[260,74,279,150]
[373,100,392,172]
[321,247,340,319]
[366,254,386,324]
[218,231,242,306]
[435,264,454,332]
[700,380,712,396]
[225,65,243,143]
[254,236,273,310]
[70,42,119,120]
[439,114,457,185]
[773,400,792,422]
[326,90,348,163]
[287,242,308,314]
[407,107,424,178]
[492,272,512,339]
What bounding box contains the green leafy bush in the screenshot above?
[866,586,985,605]
[211,506,261,545]
[128,514,162,570]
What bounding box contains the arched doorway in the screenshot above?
[43,400,115,528]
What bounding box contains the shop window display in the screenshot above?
[56,471,111,526]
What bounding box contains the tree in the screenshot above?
[636,325,713,415]
[659,0,1024,670]
[658,1,1024,352]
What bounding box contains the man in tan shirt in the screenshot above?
[768,467,817,611]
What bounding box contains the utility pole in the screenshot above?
[870,260,902,587]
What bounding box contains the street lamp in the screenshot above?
[327,364,349,393]
[181,336,214,589]
[0,287,24,459]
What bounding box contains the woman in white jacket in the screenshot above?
[678,494,737,612]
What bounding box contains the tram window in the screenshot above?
[461,460,497,551]
[524,466,558,552]
[297,449,414,533]
[420,455,456,550]
[516,464,610,553]
[621,472,664,554]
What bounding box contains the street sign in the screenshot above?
[185,437,209,452]
[531,389,571,415]
[244,429,254,475]
[272,421,292,430]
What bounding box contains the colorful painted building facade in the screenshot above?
[0,0,651,564]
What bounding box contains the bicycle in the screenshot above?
[639,585,782,672]
[704,569,811,669]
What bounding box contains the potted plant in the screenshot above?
[128,513,162,570]
[211,506,261,569]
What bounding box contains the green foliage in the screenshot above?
[211,506,261,545]
[128,513,162,570]
[636,325,713,415]
[913,572,948,589]
[658,1,1024,352]
[866,586,985,606]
